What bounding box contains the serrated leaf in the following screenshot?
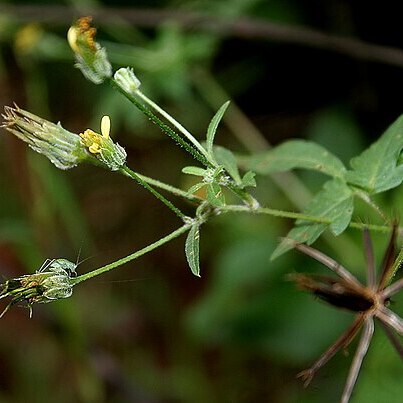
[241,171,256,188]
[241,140,346,179]
[185,224,201,277]
[345,115,403,193]
[271,179,353,259]
[182,166,207,176]
[214,146,242,185]
[206,101,230,157]
[206,182,225,206]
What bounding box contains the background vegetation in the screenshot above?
[0,1,402,402]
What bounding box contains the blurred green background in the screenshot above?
[0,1,402,402]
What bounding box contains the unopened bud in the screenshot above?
[114,67,141,94]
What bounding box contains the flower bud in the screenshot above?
[114,67,141,94]
[67,16,112,84]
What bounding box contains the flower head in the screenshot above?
[0,258,77,318]
[67,16,112,84]
[79,115,126,171]
[1,105,88,169]
[290,225,403,403]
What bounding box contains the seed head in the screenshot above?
[1,105,88,169]
[0,258,77,318]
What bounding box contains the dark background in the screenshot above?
[0,1,402,402]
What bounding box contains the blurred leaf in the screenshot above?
[346,115,403,193]
[214,146,242,185]
[206,101,230,156]
[182,166,207,176]
[241,140,346,179]
[271,224,327,260]
[206,182,225,206]
[272,179,353,259]
[185,223,201,277]
[241,170,257,188]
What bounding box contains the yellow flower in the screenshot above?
[67,16,112,84]
[67,16,97,55]
[79,116,126,171]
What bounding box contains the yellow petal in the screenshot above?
[67,27,79,53]
[101,115,111,139]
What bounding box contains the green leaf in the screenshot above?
[185,223,201,277]
[206,182,225,206]
[271,224,327,260]
[241,171,257,188]
[241,140,346,178]
[271,178,353,259]
[345,115,403,193]
[182,166,207,176]
[214,146,242,185]
[206,101,230,157]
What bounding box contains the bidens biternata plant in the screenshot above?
[1,16,402,403]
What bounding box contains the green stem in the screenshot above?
[354,190,389,223]
[135,89,216,166]
[72,224,191,285]
[109,78,213,168]
[120,165,186,219]
[134,172,203,203]
[226,182,259,208]
[219,204,396,233]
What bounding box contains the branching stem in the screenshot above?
[120,165,186,219]
[72,224,191,284]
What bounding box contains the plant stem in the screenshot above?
[219,204,396,233]
[72,224,191,285]
[135,89,216,166]
[109,78,213,168]
[120,165,186,219]
[134,172,203,203]
[354,190,389,223]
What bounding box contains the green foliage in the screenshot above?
[206,100,230,158]
[242,139,347,178]
[272,179,353,259]
[185,223,201,277]
[242,116,403,257]
[345,115,403,193]
[1,10,402,403]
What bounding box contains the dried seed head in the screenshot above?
[0,258,77,318]
[1,106,89,169]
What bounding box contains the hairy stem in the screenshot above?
[109,78,213,168]
[72,224,191,285]
[120,165,186,219]
[135,89,216,166]
[134,172,203,203]
[354,190,389,223]
[219,205,399,233]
